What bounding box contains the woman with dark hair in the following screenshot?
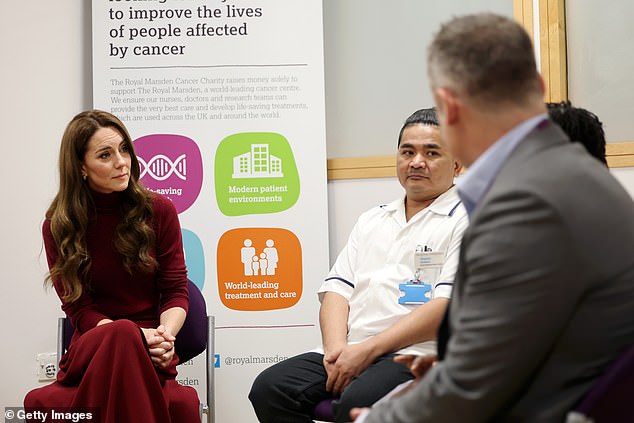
[24,110,199,422]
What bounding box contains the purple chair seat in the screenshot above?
[312,397,335,422]
[573,342,634,421]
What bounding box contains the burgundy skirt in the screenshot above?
[24,319,199,423]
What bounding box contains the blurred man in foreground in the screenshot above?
[355,13,634,423]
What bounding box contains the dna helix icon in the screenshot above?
[138,154,187,181]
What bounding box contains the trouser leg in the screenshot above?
[332,354,414,423]
[249,352,330,423]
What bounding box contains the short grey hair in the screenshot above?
[428,13,541,107]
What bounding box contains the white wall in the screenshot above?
[322,0,512,159]
[0,1,92,407]
[327,178,404,264]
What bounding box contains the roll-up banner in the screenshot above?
[92,1,329,420]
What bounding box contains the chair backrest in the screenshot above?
[574,341,634,421]
[176,280,208,363]
[60,279,208,363]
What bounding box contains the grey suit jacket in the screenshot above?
[364,121,634,423]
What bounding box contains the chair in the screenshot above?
[571,342,634,422]
[57,279,215,423]
[312,397,336,422]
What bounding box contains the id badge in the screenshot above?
[398,247,444,305]
[398,281,433,304]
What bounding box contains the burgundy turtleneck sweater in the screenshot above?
[43,190,189,334]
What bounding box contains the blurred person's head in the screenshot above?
[427,13,546,166]
[547,101,607,166]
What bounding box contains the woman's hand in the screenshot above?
[141,326,176,369]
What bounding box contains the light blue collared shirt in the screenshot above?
[457,113,548,216]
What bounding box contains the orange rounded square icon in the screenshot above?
[217,228,302,311]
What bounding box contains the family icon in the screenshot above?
[241,239,279,276]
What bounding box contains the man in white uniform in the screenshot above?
[249,108,468,423]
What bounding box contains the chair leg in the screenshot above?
[206,316,215,423]
[200,403,210,423]
[57,317,66,369]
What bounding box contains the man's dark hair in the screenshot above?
[547,101,607,166]
[398,108,439,147]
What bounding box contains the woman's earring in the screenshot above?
[82,173,87,181]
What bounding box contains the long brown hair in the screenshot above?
[45,110,157,302]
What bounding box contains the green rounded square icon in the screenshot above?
[215,132,300,216]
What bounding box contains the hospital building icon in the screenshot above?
[232,144,284,179]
